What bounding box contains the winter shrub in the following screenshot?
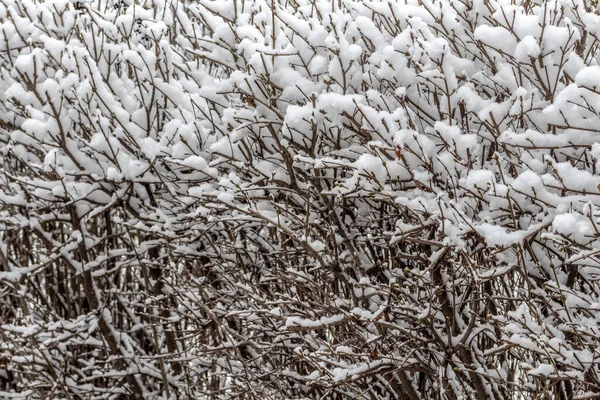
[1,0,600,398]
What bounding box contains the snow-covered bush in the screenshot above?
[2,0,600,398]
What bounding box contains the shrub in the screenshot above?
[1,0,600,398]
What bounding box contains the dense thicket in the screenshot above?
[1,0,600,398]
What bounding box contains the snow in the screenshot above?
[331,359,393,383]
[476,223,528,247]
[285,314,346,329]
[514,36,541,62]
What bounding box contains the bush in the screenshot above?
[1,0,600,398]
